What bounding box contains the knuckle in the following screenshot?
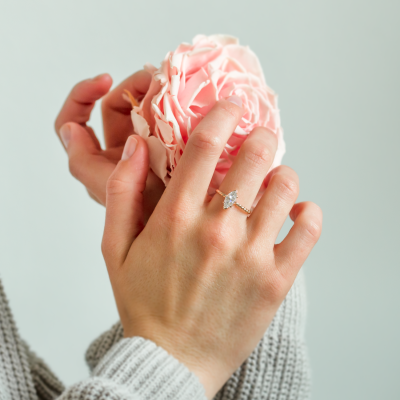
[164,203,190,227]
[106,176,131,196]
[159,196,194,233]
[201,220,232,252]
[256,267,286,303]
[218,102,240,120]
[303,216,322,242]
[190,130,222,152]
[242,142,272,169]
[273,174,299,200]
[252,127,279,149]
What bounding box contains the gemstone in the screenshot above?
[223,190,238,209]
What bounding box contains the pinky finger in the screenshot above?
[274,201,323,278]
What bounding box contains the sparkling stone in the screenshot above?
[223,190,238,209]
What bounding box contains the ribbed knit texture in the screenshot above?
[0,278,38,400]
[0,270,310,399]
[57,338,206,400]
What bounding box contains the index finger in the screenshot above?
[54,73,113,136]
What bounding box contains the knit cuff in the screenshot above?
[92,337,206,400]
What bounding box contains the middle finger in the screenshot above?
[165,98,244,207]
[101,70,152,148]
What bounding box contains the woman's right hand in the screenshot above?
[101,97,323,399]
[54,70,166,221]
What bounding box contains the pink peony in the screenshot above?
[126,34,285,205]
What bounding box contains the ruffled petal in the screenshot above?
[127,34,284,207]
[131,110,150,138]
[147,136,169,184]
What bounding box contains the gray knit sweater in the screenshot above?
[0,271,310,400]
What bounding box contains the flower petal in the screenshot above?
[146,136,169,184]
[131,110,150,138]
[155,117,174,144]
[224,45,266,83]
[179,68,210,110]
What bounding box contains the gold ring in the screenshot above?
[216,189,251,217]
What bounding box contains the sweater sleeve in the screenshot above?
[85,270,311,400]
[0,275,206,400]
[0,268,310,400]
[58,337,206,400]
[21,341,65,400]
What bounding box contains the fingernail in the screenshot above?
[226,95,242,108]
[121,136,138,160]
[60,125,71,149]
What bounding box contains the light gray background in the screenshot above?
[0,0,398,398]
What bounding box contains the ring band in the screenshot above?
[216,189,251,217]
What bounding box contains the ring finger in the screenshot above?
[208,127,278,218]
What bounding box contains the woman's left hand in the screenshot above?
[54,71,165,220]
[100,98,323,399]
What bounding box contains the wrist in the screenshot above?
[188,363,229,400]
[124,324,228,399]
[94,337,206,399]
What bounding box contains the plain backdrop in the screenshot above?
[0,0,399,398]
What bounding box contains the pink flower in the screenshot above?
[127,34,285,205]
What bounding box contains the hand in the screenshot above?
[100,97,323,399]
[54,71,165,220]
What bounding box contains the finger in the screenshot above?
[87,189,103,205]
[166,97,244,207]
[274,201,323,278]
[102,136,149,266]
[249,165,299,243]
[55,74,113,148]
[102,70,152,148]
[60,122,116,206]
[208,127,277,218]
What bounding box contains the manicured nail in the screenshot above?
[226,95,242,108]
[121,136,138,160]
[60,125,71,149]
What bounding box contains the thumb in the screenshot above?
[102,135,149,266]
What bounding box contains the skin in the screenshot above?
[55,74,323,399]
[54,71,165,220]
